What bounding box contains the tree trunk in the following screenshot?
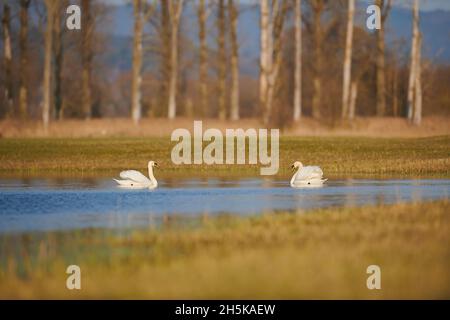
[259,0,269,116]
[53,1,63,120]
[131,0,143,124]
[375,4,385,116]
[229,0,239,121]
[413,34,422,125]
[2,4,13,116]
[264,0,287,125]
[375,0,391,117]
[293,0,302,121]
[81,0,92,119]
[217,0,227,120]
[311,1,323,119]
[43,0,56,130]
[342,0,354,119]
[167,0,183,119]
[348,81,358,120]
[392,51,399,117]
[407,0,419,121]
[19,0,31,119]
[197,0,209,117]
[160,0,171,115]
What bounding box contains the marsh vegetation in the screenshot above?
[0,201,448,299]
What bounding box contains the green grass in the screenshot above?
[0,136,449,176]
[0,201,449,299]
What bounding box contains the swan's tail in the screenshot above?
[114,179,131,186]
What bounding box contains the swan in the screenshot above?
[114,161,158,189]
[290,161,327,187]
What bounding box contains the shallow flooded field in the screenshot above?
[0,176,448,233]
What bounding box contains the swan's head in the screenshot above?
[148,161,158,168]
[291,161,303,171]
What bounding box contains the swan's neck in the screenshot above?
[148,166,158,186]
[290,167,300,187]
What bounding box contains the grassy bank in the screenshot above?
[0,201,449,299]
[0,136,449,176]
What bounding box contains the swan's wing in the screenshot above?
[295,166,323,180]
[119,170,150,183]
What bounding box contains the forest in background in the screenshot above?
[0,0,449,130]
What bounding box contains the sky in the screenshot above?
[104,0,450,12]
[369,0,450,11]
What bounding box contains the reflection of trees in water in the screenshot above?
[344,178,357,207]
[375,193,386,205]
[164,177,182,188]
[82,178,99,188]
[20,177,31,188]
[164,177,244,188]
[46,177,99,188]
[50,177,66,188]
[218,177,239,188]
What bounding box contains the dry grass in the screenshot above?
[0,136,449,177]
[0,201,449,299]
[0,117,449,138]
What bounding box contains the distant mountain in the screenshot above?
[104,4,450,75]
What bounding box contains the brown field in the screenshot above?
[1,116,449,138]
[0,201,449,299]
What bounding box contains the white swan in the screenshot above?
[290,161,327,188]
[114,161,158,189]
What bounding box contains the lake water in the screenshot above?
[0,177,449,233]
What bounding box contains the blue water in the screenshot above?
[0,178,448,233]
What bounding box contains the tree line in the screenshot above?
[1,0,447,129]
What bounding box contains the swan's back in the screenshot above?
[120,170,150,183]
[295,166,323,181]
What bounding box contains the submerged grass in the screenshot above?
[0,201,449,299]
[0,136,449,177]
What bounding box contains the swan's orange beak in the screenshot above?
[291,164,296,172]
[154,162,159,167]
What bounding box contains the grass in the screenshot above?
[0,136,449,177]
[0,200,449,299]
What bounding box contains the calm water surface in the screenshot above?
[0,177,448,233]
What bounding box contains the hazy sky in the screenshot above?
[105,0,450,11]
[368,0,450,11]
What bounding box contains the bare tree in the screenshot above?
[391,46,399,117]
[303,0,338,119]
[131,0,144,123]
[293,0,302,121]
[197,0,209,117]
[413,33,422,125]
[228,0,239,120]
[159,0,171,115]
[348,81,357,119]
[342,0,354,119]
[43,0,57,130]
[259,0,270,118]
[217,0,227,120]
[2,3,13,116]
[375,0,391,117]
[53,0,64,120]
[131,0,155,124]
[260,0,288,124]
[19,0,31,118]
[167,0,184,119]
[407,0,419,121]
[81,0,93,119]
